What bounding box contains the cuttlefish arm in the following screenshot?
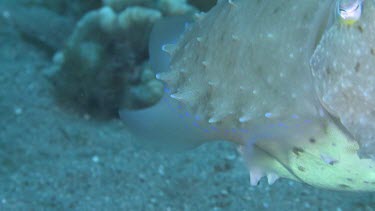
[247,121,375,191]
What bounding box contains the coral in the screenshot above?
[51,5,163,118]
[102,0,153,11]
[50,0,198,119]
[103,0,196,15]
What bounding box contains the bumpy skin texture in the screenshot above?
[311,0,375,160]
[161,0,332,129]
[159,0,375,191]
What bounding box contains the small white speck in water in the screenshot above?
[83,114,91,120]
[304,202,311,208]
[225,153,237,160]
[221,189,228,195]
[2,11,10,19]
[263,202,270,208]
[14,107,22,115]
[92,155,100,163]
